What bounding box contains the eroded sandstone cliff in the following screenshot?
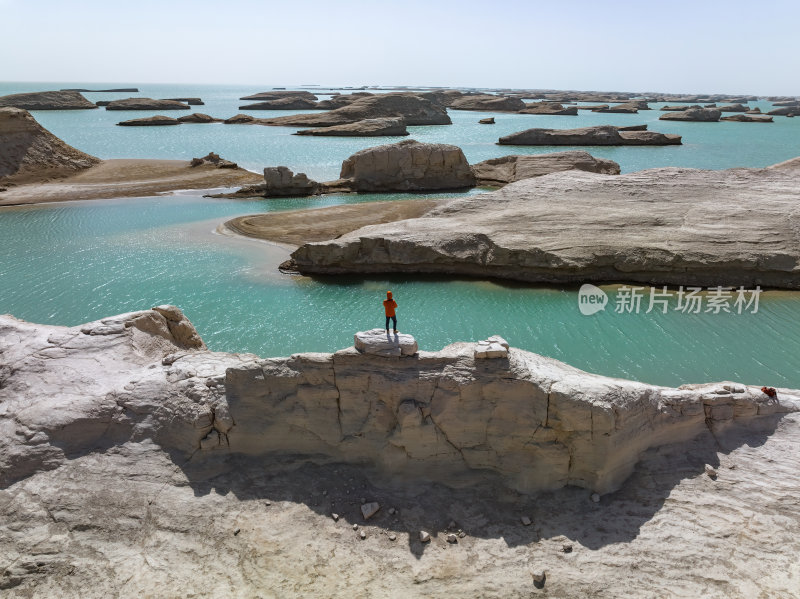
[2,308,796,496]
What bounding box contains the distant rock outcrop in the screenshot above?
[659,108,721,122]
[61,87,139,92]
[165,97,204,105]
[0,107,99,182]
[518,103,578,115]
[190,152,238,168]
[768,106,799,116]
[616,124,648,131]
[263,166,320,197]
[0,90,97,110]
[117,115,181,126]
[717,103,748,112]
[498,125,681,146]
[315,92,373,109]
[661,104,701,111]
[224,113,257,124]
[105,98,191,110]
[178,113,222,123]
[479,117,496,124]
[449,95,526,112]
[721,114,773,123]
[239,90,319,101]
[591,102,639,113]
[294,117,409,137]
[471,151,620,186]
[338,139,475,192]
[239,98,319,110]
[261,93,452,127]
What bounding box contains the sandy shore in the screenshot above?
[223,198,441,247]
[0,159,263,206]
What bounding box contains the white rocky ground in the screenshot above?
[1,307,799,598]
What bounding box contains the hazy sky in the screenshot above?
[2,0,799,95]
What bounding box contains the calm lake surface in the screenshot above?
[1,82,799,387]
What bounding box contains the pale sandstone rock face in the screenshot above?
[262,93,452,127]
[498,125,681,146]
[263,166,320,197]
[0,90,97,110]
[339,139,476,192]
[290,160,800,288]
[3,308,797,497]
[0,107,100,181]
[471,151,620,186]
[354,328,418,357]
[1,309,799,597]
[294,117,409,137]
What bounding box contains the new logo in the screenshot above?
[578,284,608,316]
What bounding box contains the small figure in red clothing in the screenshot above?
[383,291,398,334]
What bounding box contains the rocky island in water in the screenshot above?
[1,82,800,599]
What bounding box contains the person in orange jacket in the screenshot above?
[383,291,398,334]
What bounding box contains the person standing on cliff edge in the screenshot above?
[383,291,398,334]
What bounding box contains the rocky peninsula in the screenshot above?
[1,307,798,597]
[287,159,800,288]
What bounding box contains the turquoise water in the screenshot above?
[1,82,799,387]
[1,195,798,388]
[2,82,800,179]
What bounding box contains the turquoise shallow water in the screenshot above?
[2,82,800,178]
[1,194,798,388]
[1,82,799,387]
